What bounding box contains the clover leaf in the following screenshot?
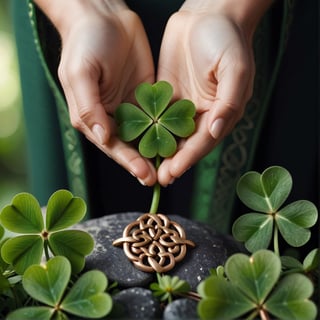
[236,165,292,213]
[115,81,196,158]
[197,276,254,320]
[197,250,317,320]
[264,273,317,320]
[303,248,319,272]
[6,256,112,320]
[232,166,318,253]
[0,190,93,274]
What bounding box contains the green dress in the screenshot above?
[12,0,318,243]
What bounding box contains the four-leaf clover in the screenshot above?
[115,81,196,158]
[0,190,94,274]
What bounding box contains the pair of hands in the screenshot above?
[51,0,259,187]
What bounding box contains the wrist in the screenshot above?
[180,0,273,39]
[32,0,130,38]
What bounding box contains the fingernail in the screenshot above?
[163,178,175,188]
[92,124,105,145]
[137,178,146,186]
[129,171,136,178]
[210,118,224,139]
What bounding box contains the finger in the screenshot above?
[58,59,112,145]
[208,58,253,140]
[157,113,216,186]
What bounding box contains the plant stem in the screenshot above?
[178,291,201,301]
[149,155,161,214]
[150,182,161,214]
[273,223,280,257]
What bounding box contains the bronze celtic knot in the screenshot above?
[112,213,195,273]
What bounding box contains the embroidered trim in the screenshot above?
[27,1,89,213]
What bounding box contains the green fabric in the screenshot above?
[12,0,88,211]
[11,0,68,206]
[28,1,88,206]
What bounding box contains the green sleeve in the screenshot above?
[11,0,88,209]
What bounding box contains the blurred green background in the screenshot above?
[0,1,28,209]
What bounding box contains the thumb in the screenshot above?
[207,64,253,140]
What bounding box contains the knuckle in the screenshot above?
[70,114,83,131]
[59,57,94,84]
[77,105,93,123]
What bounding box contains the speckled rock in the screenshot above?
[167,217,241,290]
[78,212,153,288]
[163,298,199,320]
[110,287,162,319]
[77,212,242,290]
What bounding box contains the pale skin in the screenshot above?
[33,0,273,187]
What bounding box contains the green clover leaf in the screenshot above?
[197,274,254,320]
[136,81,173,118]
[303,248,319,272]
[49,230,94,273]
[139,123,177,158]
[61,269,112,318]
[7,256,112,320]
[275,200,318,247]
[0,193,44,233]
[236,166,293,213]
[0,190,93,274]
[1,235,44,274]
[23,255,71,306]
[231,213,273,252]
[115,81,196,158]
[264,273,317,320]
[46,189,87,231]
[225,250,281,304]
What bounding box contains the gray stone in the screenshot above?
[77,212,242,290]
[109,287,162,319]
[167,216,241,290]
[78,212,153,288]
[163,298,199,320]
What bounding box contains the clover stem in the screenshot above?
[150,183,161,214]
[178,291,201,301]
[149,155,161,214]
[273,223,280,257]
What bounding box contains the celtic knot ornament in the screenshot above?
[112,213,195,273]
